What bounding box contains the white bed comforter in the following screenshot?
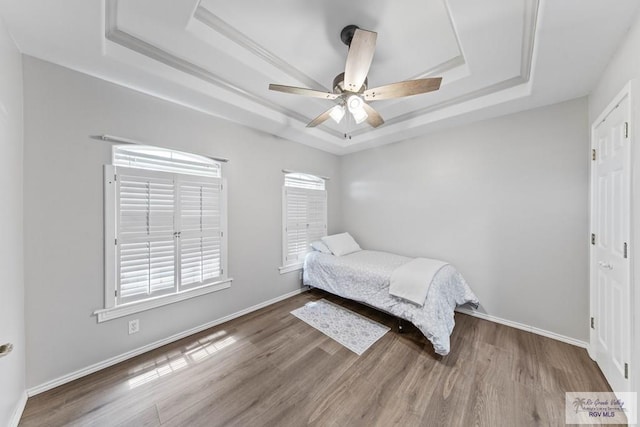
[303,250,479,355]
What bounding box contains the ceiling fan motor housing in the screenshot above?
[333,72,367,95]
[340,25,360,47]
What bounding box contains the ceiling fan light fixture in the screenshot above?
[329,105,346,124]
[352,107,368,124]
[346,95,363,112]
[347,95,368,124]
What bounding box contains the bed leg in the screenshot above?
[398,318,405,334]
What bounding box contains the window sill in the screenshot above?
[279,263,303,274]
[94,278,233,322]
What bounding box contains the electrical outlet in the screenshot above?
[128,319,140,335]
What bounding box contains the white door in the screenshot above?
[592,95,631,393]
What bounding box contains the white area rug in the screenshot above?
[291,299,390,355]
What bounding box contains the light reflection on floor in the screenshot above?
[127,330,237,389]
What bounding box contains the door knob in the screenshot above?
[0,343,13,358]
[598,261,613,270]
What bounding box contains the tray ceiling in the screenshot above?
[1,0,639,154]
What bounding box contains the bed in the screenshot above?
[303,248,479,356]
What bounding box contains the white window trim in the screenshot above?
[96,164,231,322]
[278,262,303,274]
[281,186,291,270]
[94,278,232,322]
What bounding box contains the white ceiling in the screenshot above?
[1,0,639,155]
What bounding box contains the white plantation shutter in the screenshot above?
[178,175,223,289]
[117,168,176,304]
[283,173,327,266]
[109,145,226,308]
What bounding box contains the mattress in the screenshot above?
[303,250,479,355]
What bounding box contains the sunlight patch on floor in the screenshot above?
[127,329,237,389]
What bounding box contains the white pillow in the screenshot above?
[310,240,331,254]
[321,232,361,256]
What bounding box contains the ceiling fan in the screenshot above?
[269,25,442,129]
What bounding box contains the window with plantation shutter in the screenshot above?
[98,145,230,322]
[282,173,327,270]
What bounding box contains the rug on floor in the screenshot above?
[290,299,390,355]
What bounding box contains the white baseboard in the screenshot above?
[9,391,28,427]
[27,288,306,396]
[455,307,589,349]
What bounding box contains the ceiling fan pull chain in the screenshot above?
[344,109,353,140]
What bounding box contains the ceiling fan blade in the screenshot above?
[306,106,335,128]
[269,84,339,100]
[362,103,384,128]
[344,29,377,93]
[363,77,442,101]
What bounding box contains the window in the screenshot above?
[96,145,230,321]
[281,172,327,273]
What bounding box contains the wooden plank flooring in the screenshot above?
[19,289,614,426]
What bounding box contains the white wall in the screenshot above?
[0,15,26,427]
[22,56,341,389]
[589,11,640,123]
[589,9,640,414]
[340,97,589,341]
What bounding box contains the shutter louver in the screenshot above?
[306,190,327,244]
[117,168,176,304]
[285,187,309,262]
[179,176,223,288]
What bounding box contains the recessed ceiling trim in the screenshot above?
[104,0,344,141]
[195,3,465,89]
[189,3,467,134]
[409,55,465,80]
[349,0,540,138]
[408,0,467,80]
[193,5,330,92]
[519,0,539,81]
[371,76,527,128]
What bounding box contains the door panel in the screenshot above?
[598,174,609,248]
[597,271,608,350]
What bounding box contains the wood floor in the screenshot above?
[20,289,613,427]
